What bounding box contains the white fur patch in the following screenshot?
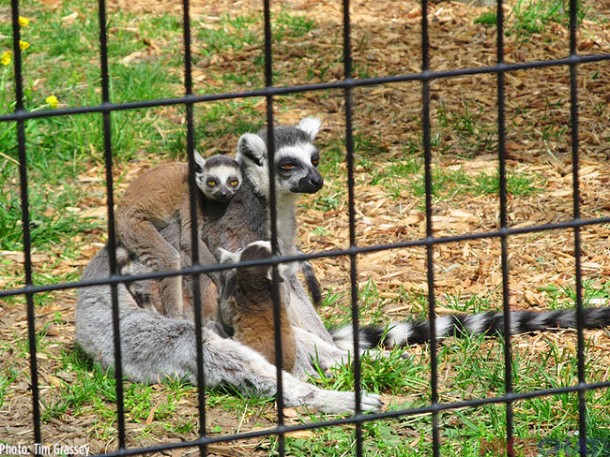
[194,149,206,167]
[218,247,241,264]
[238,133,267,163]
[297,117,321,139]
[385,323,413,347]
[209,164,240,182]
[276,143,318,167]
[464,313,489,335]
[237,133,270,198]
[331,326,355,351]
[435,315,454,339]
[249,240,273,250]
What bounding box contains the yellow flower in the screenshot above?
[45,95,59,109]
[18,16,30,27]
[1,51,11,66]
[19,40,30,51]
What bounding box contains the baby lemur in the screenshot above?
[218,241,297,372]
[115,152,242,319]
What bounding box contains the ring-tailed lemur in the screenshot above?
[115,152,241,319]
[217,241,297,372]
[198,117,333,342]
[75,118,381,413]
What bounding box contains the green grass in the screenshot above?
[0,368,18,409]
[474,12,498,26]
[474,0,587,36]
[381,157,541,203]
[273,418,433,456]
[509,0,584,35]
[319,132,542,204]
[540,279,610,309]
[273,328,610,456]
[39,347,198,429]
[311,347,429,396]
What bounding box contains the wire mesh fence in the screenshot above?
[2,0,610,456]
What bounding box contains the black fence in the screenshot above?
[3,0,610,456]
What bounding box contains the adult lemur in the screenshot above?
[75,118,379,413]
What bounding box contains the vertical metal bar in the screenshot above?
[10,1,42,453]
[182,0,207,453]
[495,1,514,456]
[97,0,126,449]
[568,1,586,455]
[420,0,440,454]
[342,1,364,455]
[262,2,286,455]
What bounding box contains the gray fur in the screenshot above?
[236,118,323,252]
[203,118,330,342]
[75,247,381,413]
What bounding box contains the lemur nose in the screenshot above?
[310,177,323,187]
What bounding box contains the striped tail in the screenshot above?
[331,307,610,351]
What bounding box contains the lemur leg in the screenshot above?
[286,276,334,344]
[203,332,382,413]
[180,248,219,323]
[117,217,183,318]
[291,327,348,379]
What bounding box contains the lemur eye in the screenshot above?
[206,179,217,188]
[280,162,295,171]
[229,179,239,188]
[311,157,320,167]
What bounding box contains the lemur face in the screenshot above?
[236,118,324,198]
[275,141,323,194]
[194,152,242,203]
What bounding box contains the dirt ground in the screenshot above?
[1,0,609,455]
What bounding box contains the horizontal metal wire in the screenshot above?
[74,379,610,457]
[2,215,608,300]
[1,53,608,124]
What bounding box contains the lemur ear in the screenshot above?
[193,149,206,169]
[297,117,321,140]
[277,263,290,282]
[265,265,287,282]
[217,247,240,264]
[115,246,130,265]
[237,133,267,167]
[115,247,132,276]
